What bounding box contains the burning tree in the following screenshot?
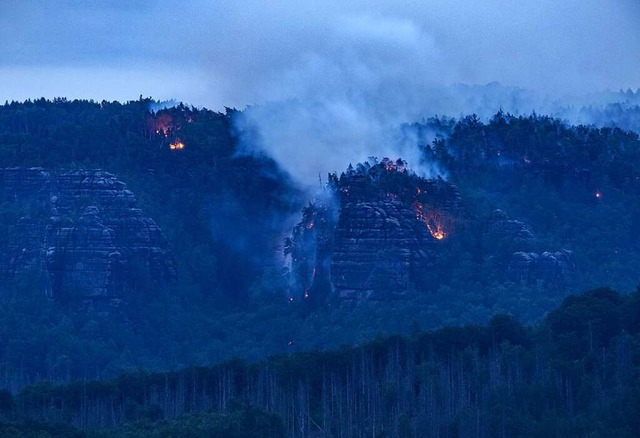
[147,112,174,138]
[284,200,337,303]
[169,140,185,150]
[286,157,462,303]
[413,202,454,240]
[328,157,459,241]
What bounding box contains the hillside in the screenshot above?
[1,288,638,437]
[1,98,640,392]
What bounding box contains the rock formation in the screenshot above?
[331,200,437,300]
[0,168,176,308]
[286,158,462,302]
[507,250,574,286]
[487,209,535,240]
[483,210,574,286]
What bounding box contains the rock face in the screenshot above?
[0,168,176,308]
[485,210,574,286]
[287,158,462,302]
[487,209,535,240]
[507,250,574,285]
[331,200,437,300]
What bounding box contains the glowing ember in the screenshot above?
[381,157,407,173]
[169,141,185,150]
[152,113,173,137]
[427,223,446,240]
[413,201,450,240]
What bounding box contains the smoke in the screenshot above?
[3,1,638,106]
[148,99,179,113]
[2,1,639,187]
[233,100,443,189]
[220,1,639,188]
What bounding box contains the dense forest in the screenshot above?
[0,288,638,437]
[1,97,640,424]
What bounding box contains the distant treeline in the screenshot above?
[0,287,638,437]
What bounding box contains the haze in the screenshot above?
[1,0,638,108]
[1,0,638,186]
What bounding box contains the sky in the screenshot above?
[1,0,638,108]
[1,1,639,186]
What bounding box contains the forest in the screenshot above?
[1,97,640,435]
[0,287,638,437]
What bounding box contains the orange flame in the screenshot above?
[152,113,173,137]
[169,141,185,150]
[413,201,449,240]
[427,223,446,240]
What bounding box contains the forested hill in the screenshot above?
[0,97,304,307]
[416,111,640,293]
[1,98,640,399]
[1,288,638,437]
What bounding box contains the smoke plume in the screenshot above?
[2,1,639,187]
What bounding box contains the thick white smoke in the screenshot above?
[2,1,639,187]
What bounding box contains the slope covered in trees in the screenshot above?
[0,97,302,307]
[416,111,640,293]
[1,98,640,396]
[1,288,638,437]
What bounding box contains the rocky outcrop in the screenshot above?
[287,158,462,302]
[485,210,574,286]
[331,200,437,300]
[487,209,534,240]
[507,250,574,285]
[0,168,176,308]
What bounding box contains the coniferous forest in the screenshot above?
[1,288,639,436]
[1,97,640,436]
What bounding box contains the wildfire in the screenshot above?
[169,141,185,150]
[427,223,446,240]
[595,191,602,199]
[306,221,314,229]
[413,201,449,240]
[152,113,173,137]
[381,157,407,173]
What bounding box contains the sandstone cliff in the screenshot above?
[0,168,176,308]
[287,158,462,302]
[507,250,574,286]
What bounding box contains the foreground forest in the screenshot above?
[1,97,640,398]
[0,288,638,437]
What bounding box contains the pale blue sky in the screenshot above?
[1,0,638,109]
